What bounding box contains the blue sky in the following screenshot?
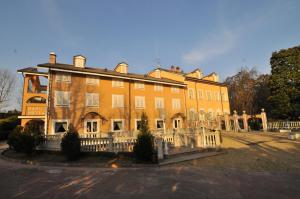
[0,0,300,109]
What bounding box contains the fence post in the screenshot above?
[242,111,248,131]
[233,110,239,132]
[108,133,113,151]
[156,138,164,160]
[224,113,231,132]
[261,109,268,132]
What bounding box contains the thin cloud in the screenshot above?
[182,29,237,65]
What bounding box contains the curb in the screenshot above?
[158,150,226,166]
[0,149,158,169]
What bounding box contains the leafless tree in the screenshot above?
[0,69,15,110]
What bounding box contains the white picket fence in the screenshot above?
[268,121,300,130]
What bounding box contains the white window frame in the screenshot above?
[86,93,99,107]
[135,119,142,131]
[172,98,181,110]
[111,119,125,132]
[135,96,145,109]
[171,86,179,93]
[86,76,99,85]
[206,91,212,101]
[197,89,204,99]
[55,91,70,107]
[112,79,124,88]
[56,73,71,83]
[188,88,195,99]
[173,118,182,129]
[112,94,124,108]
[155,97,164,109]
[154,84,163,92]
[52,119,69,134]
[84,119,100,133]
[155,119,164,129]
[134,82,145,90]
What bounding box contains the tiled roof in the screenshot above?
[37,63,186,86]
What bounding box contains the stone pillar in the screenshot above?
[242,111,248,131]
[156,138,164,160]
[108,133,113,151]
[233,110,239,132]
[261,109,268,132]
[224,113,231,132]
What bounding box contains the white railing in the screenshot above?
[268,121,300,130]
[40,128,221,153]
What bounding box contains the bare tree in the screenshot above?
[0,69,15,110]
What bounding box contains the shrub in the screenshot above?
[7,126,23,152]
[7,121,43,155]
[61,125,81,161]
[0,116,20,140]
[133,112,155,162]
[20,132,35,155]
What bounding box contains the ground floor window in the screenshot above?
[111,119,124,132]
[135,119,142,131]
[53,120,68,134]
[156,119,164,129]
[85,119,99,133]
[173,118,181,129]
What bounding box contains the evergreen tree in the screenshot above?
[268,45,300,120]
[133,112,155,162]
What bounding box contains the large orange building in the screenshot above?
[18,53,230,136]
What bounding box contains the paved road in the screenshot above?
[0,138,300,199]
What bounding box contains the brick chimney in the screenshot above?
[49,52,56,64]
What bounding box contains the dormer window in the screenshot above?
[73,55,86,68]
[115,62,128,74]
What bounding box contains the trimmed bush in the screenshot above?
[61,125,81,161]
[133,112,155,162]
[0,116,20,140]
[7,121,43,155]
[7,126,23,152]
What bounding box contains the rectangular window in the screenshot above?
[85,119,99,133]
[56,73,71,83]
[111,119,124,132]
[155,97,164,109]
[134,82,145,89]
[135,96,145,109]
[154,84,163,91]
[188,88,195,99]
[171,86,179,93]
[112,79,124,87]
[86,93,99,107]
[135,119,142,131]
[206,91,212,101]
[197,89,204,99]
[156,119,164,129]
[222,92,229,101]
[55,91,70,106]
[172,98,181,110]
[53,120,68,134]
[86,76,99,85]
[112,94,124,108]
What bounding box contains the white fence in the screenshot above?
[268,121,300,130]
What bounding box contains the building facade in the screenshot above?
[18,53,230,136]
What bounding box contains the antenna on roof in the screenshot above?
[155,57,161,68]
[154,39,161,68]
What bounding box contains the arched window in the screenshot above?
[26,96,46,103]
